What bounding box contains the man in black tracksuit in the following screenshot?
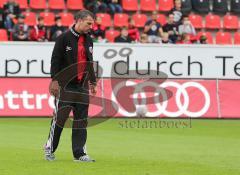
[44,10,97,162]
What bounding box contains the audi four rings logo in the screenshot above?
[111,81,210,118]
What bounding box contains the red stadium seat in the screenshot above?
[0,29,8,41]
[122,0,138,11]
[205,14,221,29]
[159,0,174,12]
[16,0,28,9]
[39,12,55,26]
[140,0,157,11]
[0,0,7,8]
[157,14,167,25]
[132,13,147,28]
[96,13,112,27]
[216,32,232,45]
[234,32,240,44]
[49,0,65,10]
[197,32,213,44]
[23,11,37,26]
[105,30,120,42]
[114,13,129,27]
[29,0,47,9]
[189,14,203,29]
[67,0,84,10]
[223,14,239,30]
[59,12,74,27]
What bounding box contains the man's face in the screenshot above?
[39,19,44,26]
[121,29,128,37]
[96,17,102,25]
[183,17,190,25]
[77,16,94,33]
[168,14,174,23]
[56,19,62,26]
[175,1,181,9]
[152,13,157,21]
[18,18,24,24]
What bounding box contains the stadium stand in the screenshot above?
[0,0,7,8]
[0,0,240,44]
[189,14,203,29]
[105,29,120,42]
[29,0,47,9]
[231,0,240,14]
[132,13,147,28]
[114,13,129,27]
[16,0,28,9]
[213,0,229,14]
[39,12,55,27]
[223,14,239,30]
[122,0,138,11]
[59,12,74,27]
[48,0,65,10]
[96,13,112,27]
[158,0,174,12]
[181,0,192,14]
[140,0,157,12]
[23,11,37,26]
[215,31,232,44]
[205,14,222,29]
[157,14,167,26]
[66,0,84,10]
[234,32,240,44]
[197,31,214,44]
[0,28,8,41]
[192,0,210,14]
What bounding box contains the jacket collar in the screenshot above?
[70,24,82,38]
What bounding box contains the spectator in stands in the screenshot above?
[162,13,178,43]
[178,16,196,36]
[0,9,4,28]
[84,0,108,14]
[199,35,207,44]
[3,0,20,32]
[92,16,107,43]
[30,16,48,42]
[170,0,183,25]
[144,11,163,43]
[104,0,123,15]
[49,15,66,41]
[12,14,29,41]
[114,27,133,43]
[161,32,172,44]
[128,18,140,42]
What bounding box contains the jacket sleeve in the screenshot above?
[12,25,18,39]
[88,38,97,86]
[50,34,64,80]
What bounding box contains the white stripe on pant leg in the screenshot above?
[49,96,59,152]
[51,97,59,152]
[83,144,87,154]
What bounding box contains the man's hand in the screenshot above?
[8,14,15,19]
[49,80,60,97]
[90,84,97,96]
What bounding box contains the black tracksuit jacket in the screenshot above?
[50,25,96,87]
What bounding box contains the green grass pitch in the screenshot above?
[0,118,240,175]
